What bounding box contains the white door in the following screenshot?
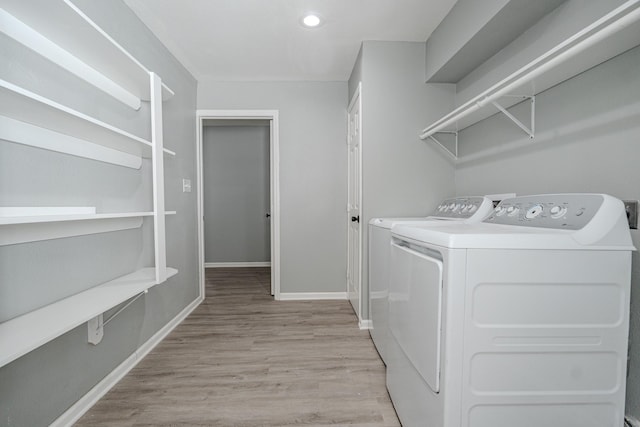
[347,84,362,320]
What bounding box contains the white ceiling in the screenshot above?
[122,0,458,82]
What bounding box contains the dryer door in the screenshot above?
[389,240,443,393]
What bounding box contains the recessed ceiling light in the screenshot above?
[302,14,321,28]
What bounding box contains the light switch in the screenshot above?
[182,179,192,193]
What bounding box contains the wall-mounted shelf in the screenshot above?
[0,0,174,109]
[420,0,640,159]
[0,81,176,163]
[0,267,179,368]
[0,208,177,246]
[1,2,179,371]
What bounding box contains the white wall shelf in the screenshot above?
[420,0,640,159]
[0,267,179,368]
[1,3,179,372]
[0,0,174,109]
[0,81,176,162]
[0,209,177,246]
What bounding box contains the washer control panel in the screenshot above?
[484,194,605,229]
[432,197,488,219]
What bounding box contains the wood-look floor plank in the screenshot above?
[75,267,400,426]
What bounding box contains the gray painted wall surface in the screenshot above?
[197,81,348,294]
[454,45,640,419]
[203,126,270,263]
[349,41,456,320]
[0,1,198,425]
[424,0,509,81]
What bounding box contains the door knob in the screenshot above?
[351,215,360,223]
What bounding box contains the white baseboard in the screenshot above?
[359,319,372,330]
[51,295,204,427]
[205,262,271,268]
[278,292,347,301]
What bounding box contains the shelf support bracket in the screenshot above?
[87,290,147,345]
[428,131,458,160]
[87,314,104,345]
[491,96,535,139]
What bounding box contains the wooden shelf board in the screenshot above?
[0,267,178,368]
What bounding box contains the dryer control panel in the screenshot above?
[484,194,605,230]
[431,197,493,220]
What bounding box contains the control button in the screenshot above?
[507,206,520,217]
[468,205,478,213]
[550,205,567,219]
[495,206,506,216]
[452,203,462,212]
[576,208,585,217]
[448,203,456,210]
[525,204,544,219]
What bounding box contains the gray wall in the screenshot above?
[203,125,270,263]
[0,1,198,425]
[197,81,348,294]
[455,44,640,420]
[348,41,457,320]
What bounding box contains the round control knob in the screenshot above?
[452,203,462,212]
[495,206,506,216]
[550,205,567,219]
[525,204,544,219]
[448,203,456,210]
[468,205,478,213]
[507,206,520,217]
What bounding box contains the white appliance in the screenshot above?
[387,194,634,427]
[368,196,494,364]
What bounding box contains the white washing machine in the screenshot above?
[387,194,634,427]
[368,196,494,364]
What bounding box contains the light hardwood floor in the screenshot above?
[76,267,401,426]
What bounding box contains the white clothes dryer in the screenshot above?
[386,194,634,427]
[368,196,494,364]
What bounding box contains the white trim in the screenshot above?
[278,292,348,301]
[205,262,271,268]
[196,109,281,300]
[50,294,203,427]
[359,319,372,330]
[346,83,364,326]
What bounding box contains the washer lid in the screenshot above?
[392,194,635,251]
[369,196,494,229]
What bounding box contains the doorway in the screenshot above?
[196,110,280,299]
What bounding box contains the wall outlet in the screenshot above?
[182,179,192,193]
[623,200,638,229]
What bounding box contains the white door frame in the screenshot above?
[196,110,281,300]
[347,83,364,325]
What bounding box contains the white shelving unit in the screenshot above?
[0,80,176,169]
[420,0,640,160]
[0,0,174,109]
[0,0,178,366]
[0,267,179,367]
[0,208,176,246]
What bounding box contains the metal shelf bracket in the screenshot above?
[428,131,458,160]
[491,95,535,139]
